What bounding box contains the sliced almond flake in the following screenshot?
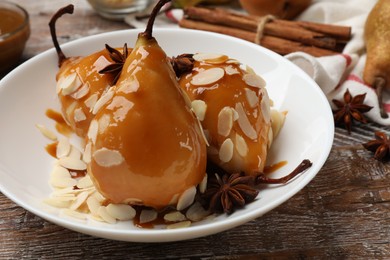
[123,198,143,205]
[191,67,225,86]
[97,206,116,224]
[232,108,239,121]
[218,107,234,137]
[92,191,106,203]
[235,133,248,157]
[71,82,90,100]
[186,201,210,222]
[226,59,240,65]
[43,198,71,208]
[51,165,71,179]
[56,138,71,159]
[70,191,89,210]
[199,174,208,194]
[92,88,114,115]
[270,109,286,138]
[86,196,101,215]
[235,103,257,140]
[51,187,75,196]
[164,211,187,222]
[93,148,124,167]
[36,124,57,141]
[82,142,92,164]
[245,65,256,74]
[193,53,226,63]
[50,177,78,189]
[191,100,207,121]
[84,93,99,111]
[73,108,86,122]
[224,65,239,75]
[98,114,111,134]
[62,209,87,220]
[77,175,94,189]
[68,146,82,160]
[219,138,234,163]
[245,88,259,108]
[65,101,77,123]
[243,73,266,88]
[168,194,179,205]
[88,120,99,144]
[166,221,191,229]
[177,186,196,211]
[106,204,136,221]
[58,157,87,171]
[260,88,271,123]
[139,209,157,224]
[90,214,105,222]
[58,73,82,96]
[49,195,76,202]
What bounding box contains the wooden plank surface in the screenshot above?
[1,1,389,259]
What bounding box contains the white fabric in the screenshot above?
[125,0,389,123]
[286,0,390,124]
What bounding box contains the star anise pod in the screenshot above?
[332,89,373,134]
[170,53,195,77]
[363,131,390,161]
[203,173,259,214]
[99,43,129,84]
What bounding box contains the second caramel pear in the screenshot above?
[363,0,390,118]
[86,0,207,209]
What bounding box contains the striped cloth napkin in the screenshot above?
[285,0,390,124]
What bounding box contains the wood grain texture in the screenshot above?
[1,1,390,259]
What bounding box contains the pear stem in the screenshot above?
[143,0,171,39]
[374,77,389,119]
[49,4,74,67]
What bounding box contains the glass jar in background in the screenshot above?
[87,0,153,20]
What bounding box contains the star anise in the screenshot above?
[203,173,259,214]
[363,131,390,161]
[203,159,313,214]
[99,43,129,85]
[170,53,195,77]
[332,89,373,134]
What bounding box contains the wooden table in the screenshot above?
[1,1,389,258]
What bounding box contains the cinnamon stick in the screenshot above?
[179,19,339,57]
[184,7,349,50]
[180,7,352,57]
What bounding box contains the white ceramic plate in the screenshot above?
[0,28,334,242]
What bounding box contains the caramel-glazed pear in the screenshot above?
[86,0,207,209]
[50,5,129,136]
[363,0,390,118]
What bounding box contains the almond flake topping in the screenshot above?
[219,138,234,163]
[92,88,114,115]
[191,67,225,86]
[139,209,158,224]
[93,148,124,167]
[88,120,98,144]
[73,108,86,122]
[71,82,90,100]
[245,88,259,108]
[36,124,57,141]
[58,157,87,171]
[218,107,234,137]
[56,138,71,158]
[177,186,196,211]
[224,65,239,75]
[235,103,257,140]
[191,100,207,121]
[84,93,99,111]
[58,73,82,96]
[106,204,136,221]
[235,133,248,157]
[243,73,266,88]
[164,211,187,222]
[193,53,228,64]
[83,142,92,164]
[166,221,191,229]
